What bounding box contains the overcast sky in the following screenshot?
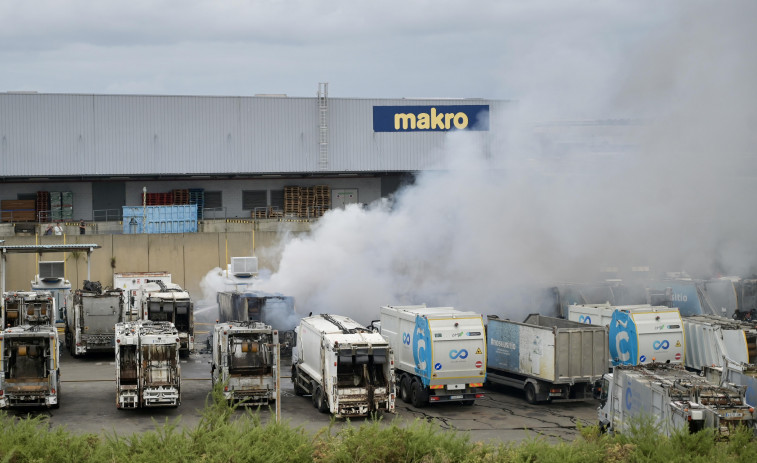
[1,0,676,109]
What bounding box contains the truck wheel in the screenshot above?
[399,376,412,403]
[313,386,328,413]
[524,383,538,404]
[410,381,428,408]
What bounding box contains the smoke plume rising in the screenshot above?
[205,1,757,325]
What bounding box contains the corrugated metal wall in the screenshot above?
[1,93,505,176]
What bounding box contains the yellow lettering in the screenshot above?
[453,112,469,129]
[395,113,416,130]
[444,113,454,129]
[417,113,430,129]
[430,108,444,129]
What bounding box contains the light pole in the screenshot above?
[142,186,147,233]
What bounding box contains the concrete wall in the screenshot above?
[0,230,305,301]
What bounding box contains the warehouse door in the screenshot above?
[332,189,358,209]
[92,182,126,221]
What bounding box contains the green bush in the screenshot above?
[2,392,757,463]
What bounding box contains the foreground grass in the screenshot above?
[2,388,757,462]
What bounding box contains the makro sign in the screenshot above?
[373,105,489,132]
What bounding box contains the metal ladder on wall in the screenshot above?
[318,82,328,170]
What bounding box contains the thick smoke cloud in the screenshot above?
[203,1,757,325]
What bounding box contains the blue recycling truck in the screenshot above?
[379,305,487,407]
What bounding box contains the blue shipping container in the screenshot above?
[122,205,198,234]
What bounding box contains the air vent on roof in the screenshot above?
[231,257,258,277]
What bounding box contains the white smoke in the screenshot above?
[203,1,757,325]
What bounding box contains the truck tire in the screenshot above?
[313,386,329,413]
[399,376,412,403]
[524,383,538,404]
[410,380,428,408]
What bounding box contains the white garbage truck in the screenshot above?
[291,314,396,417]
[0,325,61,409]
[115,320,181,408]
[2,291,55,328]
[211,321,279,405]
[598,363,757,437]
[379,305,487,407]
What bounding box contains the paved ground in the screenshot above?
[7,345,600,445]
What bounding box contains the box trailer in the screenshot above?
[486,314,608,403]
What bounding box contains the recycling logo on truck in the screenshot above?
[609,311,639,366]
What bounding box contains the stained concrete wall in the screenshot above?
[1,230,302,301]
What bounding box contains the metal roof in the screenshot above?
[0,244,101,253]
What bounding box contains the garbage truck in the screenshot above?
[598,363,757,437]
[211,321,279,404]
[114,320,181,408]
[486,314,608,404]
[0,325,61,409]
[65,283,124,356]
[379,305,486,407]
[291,314,396,417]
[139,281,194,356]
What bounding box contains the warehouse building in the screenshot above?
[1,85,506,224]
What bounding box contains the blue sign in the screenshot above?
[609,311,639,366]
[434,363,442,371]
[486,319,520,371]
[412,316,432,386]
[373,105,489,132]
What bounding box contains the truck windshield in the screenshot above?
[228,335,271,374]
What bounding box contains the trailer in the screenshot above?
[598,363,757,437]
[65,284,124,356]
[139,281,194,356]
[115,320,181,408]
[210,321,279,404]
[486,314,608,404]
[291,314,395,417]
[379,305,486,407]
[682,315,757,370]
[0,325,61,409]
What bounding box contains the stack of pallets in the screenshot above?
[284,186,301,216]
[36,191,50,222]
[189,189,204,219]
[313,185,331,217]
[172,189,189,205]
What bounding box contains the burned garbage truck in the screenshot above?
[217,291,297,356]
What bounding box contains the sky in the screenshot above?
[2,0,670,106]
[4,1,754,322]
